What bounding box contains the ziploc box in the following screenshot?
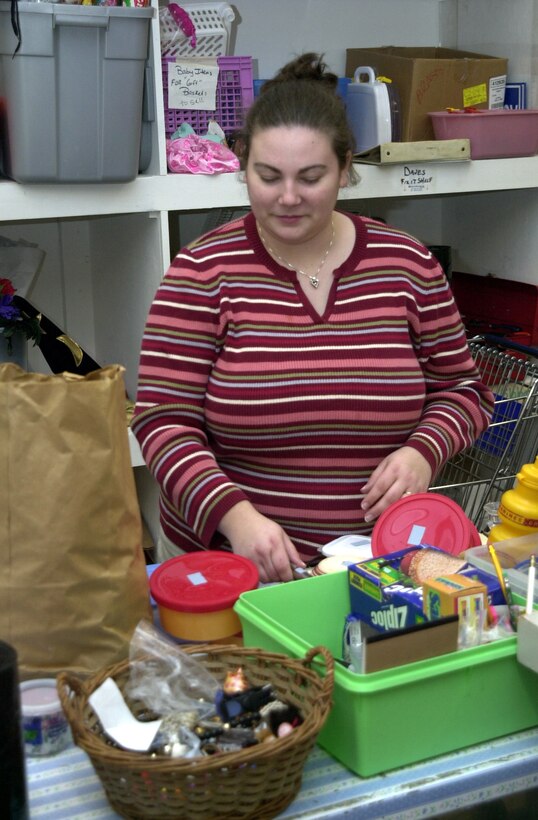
[423,573,488,620]
[348,549,427,631]
[0,2,153,183]
[235,571,538,777]
[345,47,508,141]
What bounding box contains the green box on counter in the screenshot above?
[235,572,538,776]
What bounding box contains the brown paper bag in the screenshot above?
[0,363,151,679]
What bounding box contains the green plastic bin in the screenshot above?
[235,571,538,776]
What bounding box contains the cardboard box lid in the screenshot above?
[347,45,507,62]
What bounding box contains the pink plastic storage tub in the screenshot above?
[162,55,253,137]
[429,109,538,159]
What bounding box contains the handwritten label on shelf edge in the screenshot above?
[400,165,435,194]
[168,58,219,111]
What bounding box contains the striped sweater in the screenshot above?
[132,212,494,557]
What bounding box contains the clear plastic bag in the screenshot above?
[125,620,219,720]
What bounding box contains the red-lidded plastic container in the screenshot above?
[371,492,481,557]
[150,552,259,641]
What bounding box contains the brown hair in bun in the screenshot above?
[239,52,356,181]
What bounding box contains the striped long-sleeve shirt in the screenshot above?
[132,212,494,557]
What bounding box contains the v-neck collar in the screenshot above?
[244,211,367,321]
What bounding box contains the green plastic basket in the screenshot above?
[235,571,538,776]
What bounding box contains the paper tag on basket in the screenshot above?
[88,677,162,752]
[168,58,219,111]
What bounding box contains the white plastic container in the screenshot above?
[346,66,394,153]
[20,678,70,756]
[465,533,538,604]
[159,2,234,57]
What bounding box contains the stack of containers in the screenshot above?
[159,2,253,138]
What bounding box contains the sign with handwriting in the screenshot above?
[399,165,434,194]
[168,58,219,110]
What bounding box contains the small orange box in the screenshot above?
[423,573,487,620]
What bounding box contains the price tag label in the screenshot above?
[168,58,219,110]
[463,82,488,108]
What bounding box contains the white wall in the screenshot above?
[443,189,538,285]
[456,0,538,106]
[232,0,451,78]
[229,0,538,100]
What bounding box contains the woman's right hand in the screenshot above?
[218,500,305,583]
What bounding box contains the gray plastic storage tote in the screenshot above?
[0,2,153,183]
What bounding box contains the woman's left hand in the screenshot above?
[361,447,432,523]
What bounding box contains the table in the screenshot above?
[26,726,538,819]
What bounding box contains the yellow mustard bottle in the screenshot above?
[488,456,538,543]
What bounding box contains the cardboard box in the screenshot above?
[345,47,508,141]
[459,565,504,606]
[423,573,488,619]
[348,551,427,631]
[361,615,459,673]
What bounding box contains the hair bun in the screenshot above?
[264,52,338,93]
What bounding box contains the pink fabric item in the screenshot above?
[168,3,197,48]
[167,134,240,174]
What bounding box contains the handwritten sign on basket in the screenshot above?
[168,58,219,111]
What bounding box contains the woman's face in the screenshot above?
[245,125,350,247]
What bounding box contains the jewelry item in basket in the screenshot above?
[90,658,304,757]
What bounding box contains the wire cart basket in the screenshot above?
[431,337,538,532]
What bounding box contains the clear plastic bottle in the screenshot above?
[488,456,538,543]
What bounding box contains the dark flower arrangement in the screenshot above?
[0,277,42,354]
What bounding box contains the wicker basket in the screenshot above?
[57,643,334,820]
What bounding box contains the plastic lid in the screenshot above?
[149,552,259,613]
[517,457,538,489]
[371,493,474,557]
[20,679,62,716]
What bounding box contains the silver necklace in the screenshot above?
[257,220,335,289]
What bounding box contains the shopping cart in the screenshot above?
[430,336,538,531]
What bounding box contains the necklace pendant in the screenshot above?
[309,276,320,289]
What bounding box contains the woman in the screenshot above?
[133,53,494,583]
